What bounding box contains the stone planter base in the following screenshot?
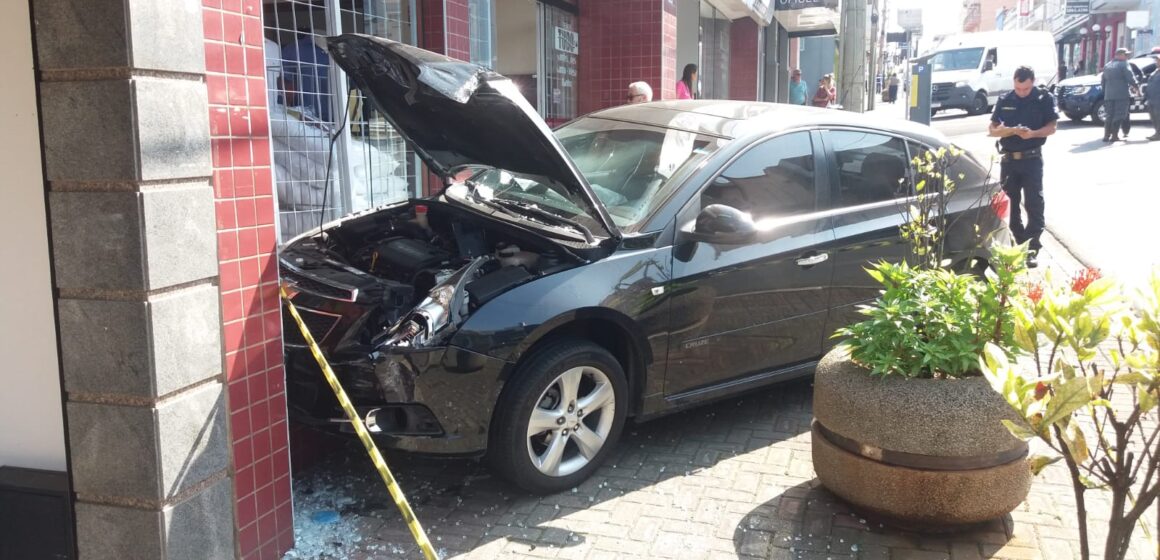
[812,421,1031,529]
[811,347,1032,529]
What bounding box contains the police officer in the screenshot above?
[989,65,1058,268]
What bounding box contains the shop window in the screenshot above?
[263,0,418,243]
[538,4,578,126]
[469,0,495,68]
[698,1,730,100]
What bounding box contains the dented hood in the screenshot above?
[325,34,619,241]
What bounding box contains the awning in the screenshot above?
[1053,14,1088,42]
[766,0,842,38]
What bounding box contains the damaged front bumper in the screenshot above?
[285,341,510,455]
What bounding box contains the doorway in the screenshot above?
[494,0,577,126]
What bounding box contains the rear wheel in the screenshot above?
[1091,100,1106,125]
[488,338,628,494]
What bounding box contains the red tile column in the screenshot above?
[578,0,677,113]
[729,18,760,101]
[202,0,293,558]
[421,0,472,61]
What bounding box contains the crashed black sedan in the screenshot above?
[281,34,1008,493]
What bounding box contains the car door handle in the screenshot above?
[796,253,829,267]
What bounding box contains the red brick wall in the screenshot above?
[202,0,293,558]
[421,0,471,61]
[729,18,759,101]
[578,0,677,113]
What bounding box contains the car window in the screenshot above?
[829,130,911,207]
[907,141,989,192]
[699,133,816,220]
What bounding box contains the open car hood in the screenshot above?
[325,34,619,241]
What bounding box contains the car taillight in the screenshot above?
[990,191,1010,224]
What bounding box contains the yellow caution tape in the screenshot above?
[280,286,439,560]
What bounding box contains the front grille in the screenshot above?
[1057,86,1072,97]
[932,82,953,101]
[281,263,359,302]
[282,306,342,346]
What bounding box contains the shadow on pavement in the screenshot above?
[733,479,1017,559]
[286,378,815,558]
[1069,138,1113,154]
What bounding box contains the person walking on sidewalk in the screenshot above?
[1147,53,1160,141]
[888,73,901,103]
[989,65,1058,269]
[1101,48,1138,142]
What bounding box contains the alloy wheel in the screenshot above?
[525,366,616,477]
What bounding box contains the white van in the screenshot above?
[922,30,1058,115]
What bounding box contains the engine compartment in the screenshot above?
[281,200,581,349]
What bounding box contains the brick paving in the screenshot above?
[282,233,1158,560]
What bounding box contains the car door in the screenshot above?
[664,130,835,399]
[985,47,1006,99]
[821,129,916,347]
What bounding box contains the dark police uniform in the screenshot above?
[991,88,1057,253]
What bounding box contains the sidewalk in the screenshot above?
[281,231,1155,560]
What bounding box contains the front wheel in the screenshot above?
[1091,100,1106,125]
[968,92,989,115]
[488,338,628,494]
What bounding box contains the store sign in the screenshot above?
[1065,0,1090,16]
[554,27,578,55]
[897,8,922,31]
[773,0,837,10]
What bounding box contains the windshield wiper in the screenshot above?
[485,198,595,243]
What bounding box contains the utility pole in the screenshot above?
[839,0,868,111]
[868,0,879,111]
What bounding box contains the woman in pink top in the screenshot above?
[677,63,697,99]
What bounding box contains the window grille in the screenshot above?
[263,0,418,243]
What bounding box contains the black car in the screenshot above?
[280,35,1009,493]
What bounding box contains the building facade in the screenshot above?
[1,0,842,559]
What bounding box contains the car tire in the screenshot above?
[1066,112,1086,122]
[1091,101,1106,125]
[488,337,628,494]
[968,92,989,116]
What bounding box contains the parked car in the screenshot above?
[280,35,1009,493]
[1056,54,1157,125]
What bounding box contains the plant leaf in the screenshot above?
[1041,377,1094,428]
[1139,385,1158,413]
[1078,474,1108,489]
[1001,419,1036,440]
[1029,454,1062,476]
[1061,422,1088,464]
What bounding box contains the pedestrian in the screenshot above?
[812,76,831,107]
[1147,53,1160,141]
[677,64,697,100]
[989,65,1058,269]
[1101,48,1138,142]
[888,73,901,103]
[626,81,652,104]
[789,68,809,105]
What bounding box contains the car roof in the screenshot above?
[584,100,950,146]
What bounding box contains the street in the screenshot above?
[872,101,1160,289]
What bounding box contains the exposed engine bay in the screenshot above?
[280,199,581,351]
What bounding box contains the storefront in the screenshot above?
[4,1,802,558]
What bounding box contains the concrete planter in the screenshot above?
[811,346,1032,529]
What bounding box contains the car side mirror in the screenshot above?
[983,60,995,72]
[684,204,757,245]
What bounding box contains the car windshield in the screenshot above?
[445,117,723,235]
[928,48,985,72]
